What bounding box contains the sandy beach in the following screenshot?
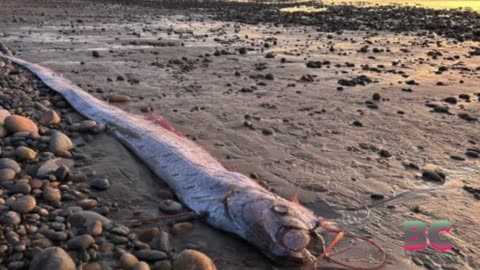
[0,0,479,269]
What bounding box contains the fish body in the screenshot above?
[0,54,320,264]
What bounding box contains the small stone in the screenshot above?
[92,51,100,58]
[158,200,183,214]
[68,211,112,235]
[49,131,74,153]
[11,195,36,213]
[0,109,11,125]
[422,170,445,184]
[152,261,171,270]
[120,252,139,270]
[172,249,216,270]
[16,146,37,160]
[150,231,171,253]
[1,211,21,225]
[9,182,31,194]
[36,158,74,178]
[372,93,381,101]
[90,178,110,191]
[261,128,273,136]
[134,250,168,262]
[133,262,151,270]
[43,187,62,202]
[0,125,7,138]
[370,194,385,200]
[0,158,21,173]
[108,94,131,103]
[79,199,98,209]
[171,222,193,235]
[378,149,392,158]
[0,168,16,181]
[66,235,95,250]
[139,228,161,243]
[39,110,61,126]
[466,151,479,158]
[4,115,38,133]
[29,247,75,270]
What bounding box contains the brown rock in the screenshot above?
[39,110,61,126]
[172,250,216,270]
[4,115,38,134]
[16,146,37,161]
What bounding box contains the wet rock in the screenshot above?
[172,249,216,270]
[49,131,74,153]
[0,158,21,173]
[0,168,16,181]
[66,235,95,250]
[134,250,168,262]
[261,128,273,135]
[158,200,183,214]
[378,149,392,158]
[422,170,445,184]
[11,195,36,213]
[444,97,457,104]
[36,158,74,178]
[133,262,151,270]
[1,211,21,225]
[150,231,171,253]
[90,178,110,191]
[108,94,131,103]
[120,252,139,270]
[15,146,37,160]
[4,115,38,134]
[39,110,61,126]
[0,109,11,125]
[0,125,7,138]
[29,247,75,270]
[79,199,98,209]
[458,113,477,122]
[43,187,62,202]
[171,222,193,235]
[68,211,112,235]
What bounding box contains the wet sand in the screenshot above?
[1,0,479,269]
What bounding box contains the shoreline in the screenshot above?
[0,0,479,269]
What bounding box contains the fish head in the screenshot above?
[242,198,319,265]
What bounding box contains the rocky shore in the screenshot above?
[0,60,217,270]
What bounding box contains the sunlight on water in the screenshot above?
[329,0,480,11]
[280,0,480,12]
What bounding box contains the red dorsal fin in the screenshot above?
[290,193,300,204]
[145,114,185,138]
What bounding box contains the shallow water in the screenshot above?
[330,0,480,11]
[282,0,480,12]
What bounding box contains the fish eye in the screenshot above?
[272,205,289,215]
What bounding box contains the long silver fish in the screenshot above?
[0,54,322,265]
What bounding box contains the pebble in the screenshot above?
[172,249,216,270]
[66,235,95,250]
[108,94,131,103]
[11,195,36,213]
[90,178,110,191]
[0,109,11,124]
[4,115,38,133]
[0,211,21,225]
[79,199,98,209]
[158,200,183,214]
[0,125,7,137]
[0,168,16,181]
[171,222,193,235]
[150,231,171,253]
[9,182,31,194]
[39,110,61,126]
[0,158,21,173]
[43,187,62,202]
[49,131,74,153]
[422,170,445,184]
[36,158,74,178]
[15,146,37,160]
[68,211,112,235]
[134,250,168,262]
[29,247,75,270]
[120,252,139,270]
[133,262,151,270]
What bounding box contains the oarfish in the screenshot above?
[0,53,325,265]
